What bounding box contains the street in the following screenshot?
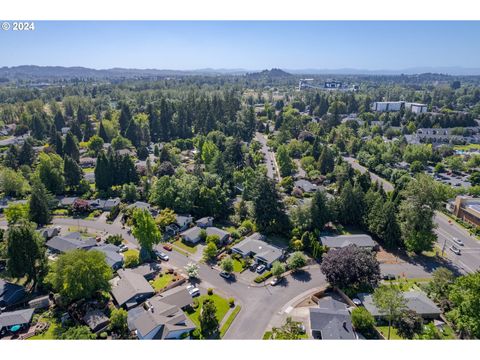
[255,131,280,180]
[343,155,480,274]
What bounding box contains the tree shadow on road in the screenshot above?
[290,270,311,283]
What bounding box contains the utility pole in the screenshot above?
[442,238,447,257]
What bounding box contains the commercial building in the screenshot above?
[453,195,480,227]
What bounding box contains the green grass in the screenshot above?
[187,294,230,327]
[124,248,140,258]
[151,273,174,291]
[262,331,272,339]
[172,239,197,254]
[83,167,95,173]
[377,325,402,340]
[383,278,430,291]
[29,315,60,340]
[453,144,480,151]
[232,258,244,273]
[220,305,241,337]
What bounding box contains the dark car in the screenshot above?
[219,271,232,279]
[383,274,396,281]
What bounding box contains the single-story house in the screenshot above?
[155,287,192,310]
[88,198,120,211]
[231,233,283,268]
[180,226,229,245]
[310,297,357,340]
[58,196,78,208]
[37,226,61,240]
[0,280,26,309]
[127,297,195,340]
[46,232,97,254]
[195,217,214,228]
[294,179,318,193]
[79,157,96,168]
[0,308,35,335]
[118,263,161,281]
[358,291,442,320]
[83,310,110,333]
[28,295,51,310]
[90,244,124,270]
[111,269,155,309]
[320,234,378,250]
[175,215,193,232]
[128,201,155,215]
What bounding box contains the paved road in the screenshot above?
[51,216,327,339]
[255,132,280,181]
[342,156,480,274]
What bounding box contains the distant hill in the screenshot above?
[246,68,293,79]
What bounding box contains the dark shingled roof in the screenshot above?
[0,308,35,328]
[320,234,377,249]
[309,297,356,340]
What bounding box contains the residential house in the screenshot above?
[310,297,357,340]
[127,296,195,340]
[155,287,192,310]
[46,232,97,254]
[88,197,121,211]
[231,233,283,268]
[58,196,78,208]
[37,226,61,240]
[111,269,155,309]
[180,226,229,245]
[0,308,35,336]
[358,291,441,320]
[83,310,110,333]
[79,157,96,168]
[195,217,214,228]
[90,244,124,270]
[320,234,378,250]
[118,263,161,281]
[28,295,51,310]
[164,215,193,239]
[0,280,26,309]
[294,179,318,193]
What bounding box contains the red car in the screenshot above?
[163,243,173,251]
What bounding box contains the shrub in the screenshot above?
[254,271,272,283]
[229,298,235,307]
[230,230,240,239]
[207,288,214,295]
[124,251,139,268]
[351,307,375,333]
[287,251,307,271]
[91,209,102,218]
[99,332,108,339]
[192,298,199,309]
[105,234,123,246]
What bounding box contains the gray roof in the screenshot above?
[358,291,441,317]
[83,310,110,332]
[59,197,78,206]
[156,287,192,309]
[0,280,26,308]
[118,263,161,279]
[111,270,155,307]
[46,232,97,253]
[175,215,193,228]
[196,217,213,226]
[309,297,356,340]
[0,308,35,328]
[90,245,123,268]
[181,226,229,244]
[232,233,283,265]
[294,179,318,192]
[128,298,195,339]
[128,201,151,211]
[320,234,377,249]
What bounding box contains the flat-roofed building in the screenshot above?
[453,195,480,226]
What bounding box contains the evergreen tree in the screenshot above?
[70,120,83,141]
[98,121,109,142]
[83,118,95,141]
[199,299,220,339]
[54,110,65,130]
[311,190,333,230]
[94,151,111,192]
[64,131,80,162]
[3,144,18,169]
[119,103,132,136]
[29,179,52,226]
[18,138,35,166]
[64,156,83,189]
[318,146,335,175]
[53,132,64,157]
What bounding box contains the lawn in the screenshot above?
[124,248,140,258]
[187,294,230,327]
[383,278,430,291]
[377,325,402,340]
[173,239,197,254]
[83,167,95,173]
[220,305,241,338]
[29,315,61,340]
[232,258,244,273]
[454,144,480,151]
[151,273,174,291]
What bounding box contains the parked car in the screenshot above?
[186,284,200,297]
[163,243,173,251]
[383,274,396,280]
[450,245,461,255]
[154,249,169,261]
[270,277,280,286]
[219,271,232,279]
[452,237,464,246]
[250,263,258,272]
[256,264,266,273]
[118,244,128,253]
[352,298,362,306]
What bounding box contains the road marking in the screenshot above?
[284,306,293,314]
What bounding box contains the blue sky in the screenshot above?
[1,21,479,70]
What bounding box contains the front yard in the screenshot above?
[172,239,197,254]
[150,272,175,292]
[187,293,230,327]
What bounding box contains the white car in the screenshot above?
[449,245,461,255]
[256,264,266,273]
[118,244,128,253]
[186,284,200,297]
[452,237,464,246]
[270,277,280,286]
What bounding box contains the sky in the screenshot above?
[1,21,479,70]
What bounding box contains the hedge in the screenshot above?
[254,271,272,283]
